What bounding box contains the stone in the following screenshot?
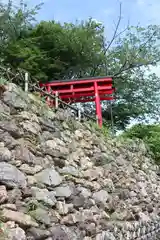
[0,99,10,115]
[4,221,16,228]
[31,187,57,207]
[50,225,82,240]
[35,168,62,187]
[59,166,80,177]
[0,132,19,150]
[54,185,72,198]
[1,209,38,227]
[56,201,69,215]
[20,121,41,135]
[19,164,42,175]
[0,143,12,162]
[0,185,8,204]
[0,204,17,211]
[96,231,116,240]
[72,195,85,208]
[18,111,39,122]
[7,227,26,240]
[3,84,28,109]
[8,188,22,203]
[0,120,23,138]
[13,146,37,164]
[138,212,150,221]
[27,227,50,240]
[61,210,96,225]
[92,190,109,204]
[0,162,27,188]
[101,178,115,193]
[110,209,134,221]
[82,167,104,181]
[83,222,96,236]
[29,208,51,226]
[77,187,92,198]
[50,226,69,240]
[27,176,37,185]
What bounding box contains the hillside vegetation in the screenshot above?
[123,124,160,165]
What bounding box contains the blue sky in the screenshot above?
[31,0,160,27]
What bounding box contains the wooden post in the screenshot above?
[55,91,59,109]
[25,72,29,92]
[46,86,51,106]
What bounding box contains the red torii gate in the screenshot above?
[39,76,115,127]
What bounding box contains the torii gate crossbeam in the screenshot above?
[39,76,115,127]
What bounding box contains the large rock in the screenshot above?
[56,201,70,215]
[13,146,37,164]
[0,131,19,150]
[7,227,26,240]
[92,190,109,204]
[19,164,42,175]
[96,231,116,240]
[0,120,23,138]
[1,209,38,227]
[26,227,50,240]
[31,187,57,207]
[50,225,82,240]
[35,168,62,187]
[3,84,29,109]
[0,162,27,188]
[0,142,12,162]
[59,166,80,177]
[82,167,104,181]
[29,208,51,226]
[20,121,41,135]
[54,185,72,198]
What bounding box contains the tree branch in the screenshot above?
[105,2,122,53]
[91,2,129,77]
[113,28,157,77]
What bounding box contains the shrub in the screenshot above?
[123,124,160,164]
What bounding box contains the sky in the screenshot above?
[7,0,160,37]
[29,0,160,26]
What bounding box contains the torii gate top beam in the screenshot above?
[39,76,115,127]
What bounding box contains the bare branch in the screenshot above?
[91,2,129,77]
[113,28,157,77]
[105,2,122,52]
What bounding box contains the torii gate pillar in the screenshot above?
[94,81,102,127]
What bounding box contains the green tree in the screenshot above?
[4,18,106,80]
[0,0,42,61]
